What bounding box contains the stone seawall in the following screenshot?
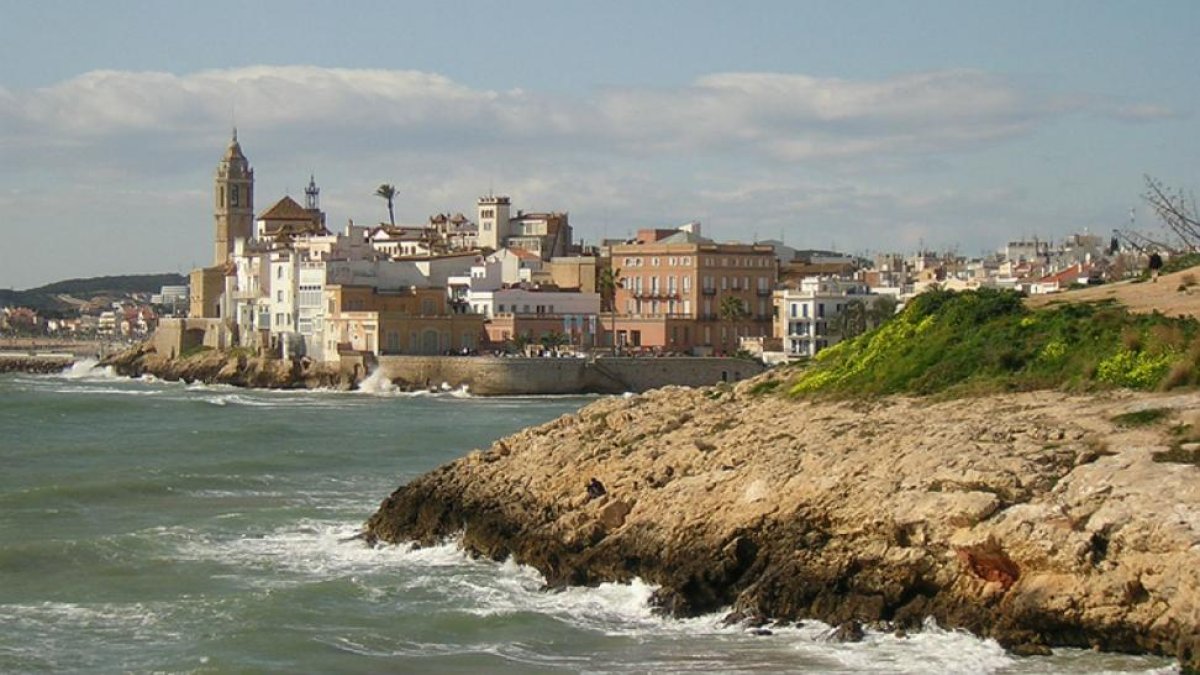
[375,356,766,395]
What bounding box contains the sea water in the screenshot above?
[0,365,1179,673]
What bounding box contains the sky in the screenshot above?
[1,0,1198,289]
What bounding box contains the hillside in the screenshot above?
[1027,264,1200,320]
[0,273,186,314]
[786,285,1200,398]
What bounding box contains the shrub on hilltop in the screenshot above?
[789,287,1200,398]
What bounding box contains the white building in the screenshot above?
[468,288,600,320]
[776,277,879,359]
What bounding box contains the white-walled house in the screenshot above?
[775,277,880,359]
[468,288,600,320]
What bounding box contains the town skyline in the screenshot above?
[2,0,1198,290]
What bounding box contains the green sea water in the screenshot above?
[0,364,1180,673]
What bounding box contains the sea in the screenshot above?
[0,362,1180,674]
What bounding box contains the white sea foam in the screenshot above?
[50,385,161,396]
[357,367,399,395]
[59,358,119,380]
[162,520,1181,673]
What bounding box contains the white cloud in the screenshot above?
[2,65,1152,163]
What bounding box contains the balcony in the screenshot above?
[701,287,716,296]
[756,288,774,297]
[632,290,681,300]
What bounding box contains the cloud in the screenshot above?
[3,65,1162,165]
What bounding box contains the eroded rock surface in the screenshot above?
[367,379,1200,668]
[104,344,353,389]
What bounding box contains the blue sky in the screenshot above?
[1,0,1197,288]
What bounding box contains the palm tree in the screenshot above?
[867,295,899,328]
[718,294,748,323]
[717,295,749,353]
[597,266,622,354]
[375,184,397,226]
[540,330,570,352]
[835,299,870,339]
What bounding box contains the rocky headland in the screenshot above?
[102,344,354,389]
[366,379,1200,669]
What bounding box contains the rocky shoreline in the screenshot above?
[0,352,75,374]
[365,377,1200,670]
[102,344,354,389]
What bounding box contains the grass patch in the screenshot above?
[1111,408,1171,427]
[1152,444,1200,465]
[746,379,783,396]
[179,344,214,359]
[789,287,1200,398]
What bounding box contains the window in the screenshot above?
[276,290,283,302]
[651,257,660,267]
[231,185,240,207]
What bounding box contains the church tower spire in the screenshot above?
[213,130,255,265]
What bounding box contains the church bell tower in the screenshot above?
[214,129,255,265]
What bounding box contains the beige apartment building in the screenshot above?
[322,285,484,358]
[609,233,777,354]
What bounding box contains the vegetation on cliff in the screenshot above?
[790,287,1200,397]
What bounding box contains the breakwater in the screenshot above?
[0,352,74,374]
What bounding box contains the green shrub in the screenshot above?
[789,288,1200,398]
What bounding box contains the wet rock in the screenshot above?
[829,621,865,643]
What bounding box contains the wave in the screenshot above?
[58,358,120,381]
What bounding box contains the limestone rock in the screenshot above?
[365,382,1200,670]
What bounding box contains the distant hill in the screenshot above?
[0,273,186,315]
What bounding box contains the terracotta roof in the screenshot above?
[258,195,311,221]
